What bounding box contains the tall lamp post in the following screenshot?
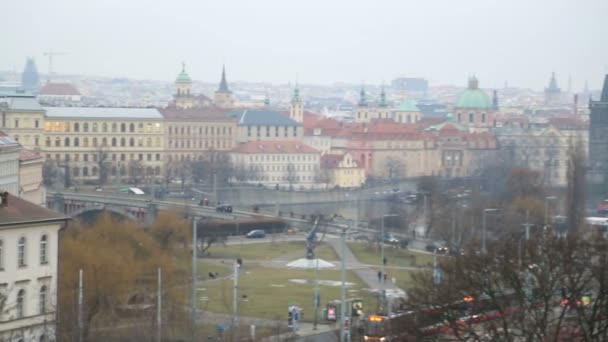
[482,209,499,254]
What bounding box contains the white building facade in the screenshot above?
[0,194,67,341]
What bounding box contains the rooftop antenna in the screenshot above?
[43,49,67,83]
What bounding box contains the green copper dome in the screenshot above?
[396,99,420,112]
[455,77,492,109]
[175,62,192,84]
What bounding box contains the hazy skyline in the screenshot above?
[3,0,607,90]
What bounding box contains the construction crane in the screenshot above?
[43,49,67,83]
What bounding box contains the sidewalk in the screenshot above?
[324,236,406,297]
[259,322,338,342]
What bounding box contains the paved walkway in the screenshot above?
[324,236,406,297]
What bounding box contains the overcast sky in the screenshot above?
[2,0,607,90]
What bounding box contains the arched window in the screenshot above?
[92,167,98,176]
[129,123,135,133]
[83,137,89,147]
[155,137,161,147]
[64,122,70,132]
[129,138,134,147]
[83,122,89,132]
[120,138,125,147]
[112,138,117,147]
[73,167,79,177]
[481,113,487,123]
[137,137,143,147]
[40,235,48,264]
[83,167,89,176]
[92,138,98,147]
[112,123,117,132]
[74,122,80,132]
[120,123,126,132]
[39,286,47,314]
[92,123,98,132]
[146,123,152,133]
[45,137,51,147]
[17,289,25,318]
[111,166,117,176]
[469,113,474,123]
[146,137,152,147]
[64,137,70,147]
[102,123,108,132]
[102,137,107,146]
[74,137,79,147]
[18,237,26,267]
[54,137,60,147]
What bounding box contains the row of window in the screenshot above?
[13,285,49,321]
[246,126,298,138]
[253,175,315,182]
[456,112,488,124]
[168,139,231,149]
[252,164,318,172]
[45,136,162,148]
[168,125,232,136]
[45,121,162,133]
[66,165,162,177]
[245,154,318,162]
[0,116,39,129]
[0,235,49,270]
[48,153,161,163]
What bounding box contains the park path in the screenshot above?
[324,235,406,297]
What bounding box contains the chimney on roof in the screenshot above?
[0,192,8,207]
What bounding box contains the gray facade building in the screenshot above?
[588,74,608,196]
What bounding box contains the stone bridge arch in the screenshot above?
[71,204,138,222]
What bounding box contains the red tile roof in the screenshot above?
[320,154,344,169]
[232,140,319,154]
[40,83,81,96]
[0,193,68,226]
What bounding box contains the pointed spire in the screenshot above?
[217,64,230,92]
[359,85,368,107]
[548,71,559,90]
[492,89,499,109]
[182,61,186,72]
[379,85,388,107]
[291,82,301,103]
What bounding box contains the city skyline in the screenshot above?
[2,0,607,90]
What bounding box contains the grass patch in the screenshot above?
[199,266,378,321]
[205,241,307,261]
[347,242,435,267]
[314,242,339,261]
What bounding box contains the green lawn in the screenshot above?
[198,266,379,321]
[347,242,435,267]
[205,241,307,260]
[204,240,340,263]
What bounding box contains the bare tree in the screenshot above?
[285,162,297,189]
[385,157,404,180]
[127,160,145,186]
[95,145,110,186]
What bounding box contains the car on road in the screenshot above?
[216,204,233,213]
[425,243,449,254]
[383,233,400,244]
[246,230,266,238]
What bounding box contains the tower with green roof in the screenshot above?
[290,83,304,123]
[175,62,193,109]
[454,76,494,130]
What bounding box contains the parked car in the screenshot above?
[425,243,449,254]
[216,204,233,213]
[246,230,266,239]
[382,233,400,244]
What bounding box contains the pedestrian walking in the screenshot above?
[377,271,382,282]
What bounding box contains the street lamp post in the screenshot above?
[482,209,499,254]
[191,217,198,342]
[340,227,347,342]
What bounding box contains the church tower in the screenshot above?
[355,86,370,123]
[544,72,562,105]
[289,84,304,123]
[377,85,391,119]
[589,74,608,195]
[175,63,193,109]
[214,65,234,108]
[21,57,40,94]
